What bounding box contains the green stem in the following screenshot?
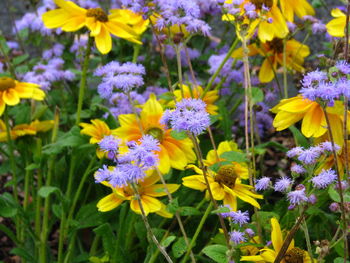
[202,38,239,98]
[34,140,43,259]
[132,44,141,63]
[301,218,313,261]
[181,202,213,263]
[21,152,32,242]
[175,45,185,98]
[75,37,93,125]
[89,235,100,256]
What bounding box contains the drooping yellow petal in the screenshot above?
[271,218,283,253]
[301,104,326,138]
[259,58,275,83]
[144,184,180,197]
[97,193,124,212]
[273,110,305,131]
[94,24,112,54]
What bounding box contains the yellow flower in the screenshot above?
[97,170,179,218]
[326,9,346,38]
[271,96,348,147]
[109,9,149,37]
[0,77,45,116]
[80,119,118,158]
[114,94,196,174]
[279,0,315,22]
[223,0,288,43]
[42,0,141,54]
[204,141,249,180]
[150,14,190,38]
[182,165,262,210]
[0,119,54,142]
[241,218,314,262]
[232,38,310,83]
[168,85,219,115]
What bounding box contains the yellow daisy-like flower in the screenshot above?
[42,0,141,54]
[241,218,315,262]
[279,0,315,22]
[271,96,348,147]
[223,0,289,43]
[233,38,310,83]
[0,119,54,142]
[0,77,45,116]
[204,140,249,180]
[114,94,196,174]
[97,170,179,218]
[182,165,262,210]
[168,85,219,115]
[80,119,118,158]
[326,9,346,38]
[109,9,149,37]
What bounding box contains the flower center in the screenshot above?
[0,77,16,91]
[145,127,164,142]
[215,165,238,188]
[86,8,108,22]
[267,38,284,53]
[284,247,304,263]
[250,0,273,9]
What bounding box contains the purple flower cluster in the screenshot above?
[301,16,326,34]
[287,188,308,205]
[230,230,246,245]
[95,61,146,96]
[98,135,121,160]
[161,98,210,136]
[274,176,293,192]
[220,207,250,226]
[310,169,337,189]
[255,177,271,191]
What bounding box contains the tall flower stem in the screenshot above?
[175,45,185,98]
[75,37,93,125]
[301,218,313,261]
[323,110,349,261]
[180,202,213,263]
[130,183,173,263]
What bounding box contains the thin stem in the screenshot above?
[302,218,313,261]
[75,37,93,125]
[132,44,141,63]
[175,45,185,98]
[130,183,173,263]
[22,152,32,242]
[34,140,43,259]
[181,202,213,263]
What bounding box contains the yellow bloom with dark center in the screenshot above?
[326,9,346,37]
[0,119,54,142]
[80,119,118,158]
[97,170,179,217]
[223,0,288,43]
[279,0,314,22]
[204,141,249,180]
[233,38,310,83]
[0,77,45,116]
[182,165,262,210]
[114,94,196,174]
[241,218,314,262]
[271,96,348,147]
[42,0,141,54]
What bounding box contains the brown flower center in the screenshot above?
[267,38,284,53]
[284,247,304,263]
[145,127,164,142]
[250,0,273,9]
[215,165,238,188]
[0,77,16,91]
[86,8,108,22]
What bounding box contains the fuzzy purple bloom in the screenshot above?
[229,230,246,244]
[255,177,271,191]
[311,169,337,189]
[320,141,340,152]
[98,135,121,159]
[291,164,306,174]
[297,146,322,164]
[287,189,308,205]
[286,147,304,158]
[335,60,350,74]
[274,177,293,192]
[329,202,339,212]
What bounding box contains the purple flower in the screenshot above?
[336,78,350,98]
[291,164,306,174]
[287,189,308,205]
[231,210,250,226]
[335,60,350,74]
[301,70,328,88]
[311,169,337,189]
[98,135,121,159]
[329,202,339,212]
[312,22,326,34]
[229,230,246,245]
[320,141,340,152]
[297,146,322,164]
[255,177,271,191]
[274,177,293,192]
[287,22,297,32]
[245,228,255,237]
[286,147,304,158]
[308,194,317,204]
[95,165,129,188]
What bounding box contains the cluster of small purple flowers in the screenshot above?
[300,61,350,106]
[302,16,327,34]
[223,0,271,21]
[161,98,210,136]
[95,61,146,97]
[310,169,337,189]
[95,134,160,188]
[21,45,75,90]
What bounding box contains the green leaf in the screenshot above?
[0,194,17,218]
[172,237,189,258]
[161,236,176,248]
[38,186,61,198]
[289,126,309,148]
[170,130,188,140]
[328,187,350,203]
[252,211,279,231]
[0,35,10,55]
[178,206,201,216]
[255,141,288,152]
[13,54,29,65]
[211,206,230,215]
[25,163,40,171]
[220,151,247,163]
[251,87,264,104]
[334,257,350,263]
[202,244,228,263]
[167,198,179,214]
[210,161,232,173]
[93,223,116,256]
[10,248,35,262]
[31,104,48,120]
[159,92,175,101]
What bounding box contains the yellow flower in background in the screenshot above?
[97,170,179,217]
[241,218,314,262]
[233,38,310,83]
[0,119,54,142]
[80,119,118,158]
[0,77,45,116]
[150,14,190,38]
[271,96,348,147]
[182,165,262,210]
[326,9,346,37]
[223,0,289,43]
[279,0,315,22]
[204,141,249,180]
[114,94,196,174]
[109,9,149,37]
[42,0,141,54]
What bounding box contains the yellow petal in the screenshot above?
[273,111,304,131]
[141,195,163,213]
[326,17,346,37]
[3,89,20,105]
[301,104,326,138]
[162,140,188,170]
[259,58,275,83]
[144,184,180,197]
[97,193,124,212]
[94,25,112,54]
[0,98,5,116]
[157,144,171,174]
[271,218,283,253]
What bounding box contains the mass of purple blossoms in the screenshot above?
[311,169,337,189]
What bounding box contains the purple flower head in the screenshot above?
[312,22,326,34]
[95,165,129,188]
[98,135,121,160]
[231,210,250,226]
[301,70,328,88]
[286,147,304,158]
[287,22,297,32]
[267,17,273,23]
[297,146,322,164]
[229,230,246,245]
[336,78,350,97]
[308,194,317,204]
[329,202,339,212]
[291,164,306,174]
[335,60,350,74]
[287,189,308,205]
[320,141,340,152]
[245,228,255,237]
[274,176,293,192]
[255,177,271,191]
[311,169,337,189]
[335,180,348,191]
[232,0,244,5]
